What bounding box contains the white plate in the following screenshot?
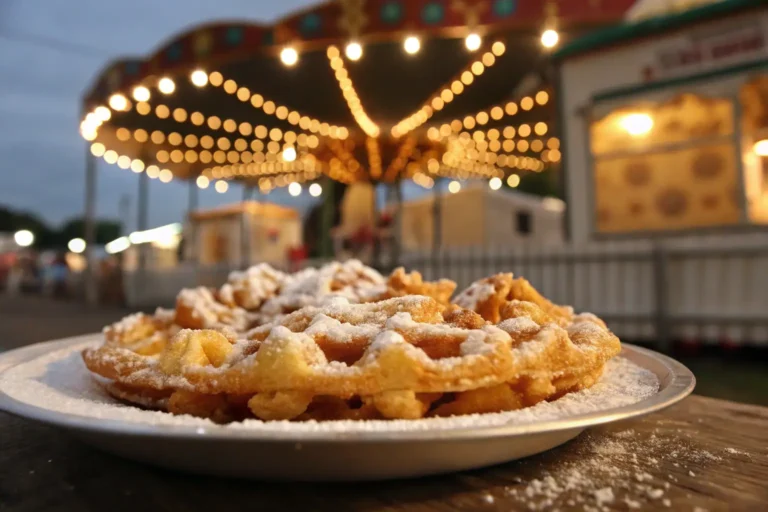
[0,335,694,481]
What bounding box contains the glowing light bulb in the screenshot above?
[448,180,461,194]
[403,36,421,55]
[190,69,208,87]
[196,176,210,189]
[345,41,363,61]
[158,77,175,94]
[309,183,322,197]
[541,29,559,49]
[280,46,299,66]
[465,33,482,51]
[68,238,86,254]
[90,143,106,157]
[108,94,127,111]
[620,113,654,136]
[489,177,502,190]
[14,230,34,247]
[130,159,145,173]
[132,86,150,102]
[507,174,520,188]
[215,181,229,193]
[754,139,768,156]
[94,106,111,121]
[282,146,297,162]
[288,182,302,196]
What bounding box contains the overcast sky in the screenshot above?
[0,0,323,230]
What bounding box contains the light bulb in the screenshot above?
[108,94,127,111]
[288,182,302,196]
[280,46,299,66]
[132,86,150,102]
[448,180,461,194]
[14,230,34,247]
[489,177,502,190]
[68,238,86,254]
[403,36,421,55]
[158,77,175,94]
[507,174,520,188]
[541,29,559,49]
[94,106,111,121]
[465,33,482,51]
[345,41,363,61]
[190,69,208,87]
[215,181,229,193]
[754,139,768,156]
[282,146,297,162]
[309,183,322,197]
[620,113,654,136]
[196,176,210,189]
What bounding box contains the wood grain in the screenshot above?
[0,395,766,511]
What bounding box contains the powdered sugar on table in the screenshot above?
[0,340,659,436]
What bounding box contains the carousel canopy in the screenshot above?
[80,0,633,194]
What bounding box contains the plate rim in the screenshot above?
[0,334,696,443]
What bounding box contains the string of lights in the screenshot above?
[326,138,364,183]
[206,70,349,139]
[326,45,380,138]
[383,135,417,182]
[78,22,565,193]
[391,41,507,138]
[366,137,383,180]
[428,89,551,138]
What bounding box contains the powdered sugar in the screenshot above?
[504,425,733,510]
[1,341,658,437]
[593,487,614,506]
[453,280,499,311]
[104,313,145,334]
[257,260,386,318]
[177,287,250,331]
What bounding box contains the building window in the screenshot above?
[516,210,532,234]
[740,76,768,224]
[590,92,739,234]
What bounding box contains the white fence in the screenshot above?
[403,235,768,346]
[123,234,768,346]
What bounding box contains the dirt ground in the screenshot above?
[0,294,130,350]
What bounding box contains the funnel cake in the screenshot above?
[454,273,574,325]
[84,268,620,423]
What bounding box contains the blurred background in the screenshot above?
[1,0,766,405]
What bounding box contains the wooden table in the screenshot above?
[1,396,765,511]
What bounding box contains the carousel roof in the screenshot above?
[80,0,634,193]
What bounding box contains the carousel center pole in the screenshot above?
[392,178,403,269]
[187,180,198,266]
[371,180,380,270]
[252,186,260,264]
[186,179,201,288]
[83,145,98,306]
[432,178,442,275]
[136,167,149,278]
[241,183,252,269]
[320,177,335,260]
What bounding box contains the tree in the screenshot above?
[0,206,122,248]
[302,181,346,258]
[0,206,56,248]
[514,169,561,198]
[58,218,122,245]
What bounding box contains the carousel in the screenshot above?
[78,0,634,300]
